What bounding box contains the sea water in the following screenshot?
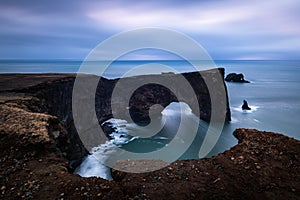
[1,60,300,179]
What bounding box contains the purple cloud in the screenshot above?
[0,0,299,59]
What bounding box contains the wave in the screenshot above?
[75,102,198,179]
[161,102,192,116]
[232,105,259,113]
[74,154,112,180]
[76,118,136,179]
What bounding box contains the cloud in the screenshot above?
[86,0,300,35]
[85,0,300,60]
[87,1,250,33]
[0,0,299,59]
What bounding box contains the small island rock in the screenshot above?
[242,100,251,110]
[225,73,250,83]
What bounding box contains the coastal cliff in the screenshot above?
[0,72,299,199]
[0,69,230,160]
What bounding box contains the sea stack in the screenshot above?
[242,100,251,110]
[225,73,250,83]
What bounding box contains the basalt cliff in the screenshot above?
[0,68,230,160]
[0,70,299,199]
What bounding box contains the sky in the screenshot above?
[0,0,299,60]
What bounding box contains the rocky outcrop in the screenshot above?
[0,69,230,159]
[0,112,299,199]
[17,68,230,124]
[111,129,300,199]
[225,73,250,83]
[242,99,251,110]
[111,68,231,123]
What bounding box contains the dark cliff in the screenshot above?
[1,68,230,159]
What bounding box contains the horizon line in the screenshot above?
[0,59,299,61]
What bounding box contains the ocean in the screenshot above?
[1,60,299,179]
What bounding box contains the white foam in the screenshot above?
[74,155,112,180]
[162,102,192,116]
[76,118,134,180]
[153,136,168,140]
[253,118,260,123]
[233,105,259,113]
[230,117,239,123]
[101,118,128,127]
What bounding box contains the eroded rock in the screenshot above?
[225,73,250,83]
[242,100,251,110]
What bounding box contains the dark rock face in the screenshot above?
[0,69,230,160]
[94,68,231,124]
[242,100,251,110]
[225,73,250,83]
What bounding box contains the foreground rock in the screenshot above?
[0,73,299,199]
[0,107,299,199]
[225,73,250,83]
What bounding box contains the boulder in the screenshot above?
[225,73,249,83]
[242,100,251,110]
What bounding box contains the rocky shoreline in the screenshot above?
[0,73,299,199]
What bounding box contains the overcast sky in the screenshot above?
[0,0,299,60]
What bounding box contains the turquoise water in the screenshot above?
[222,60,300,140]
